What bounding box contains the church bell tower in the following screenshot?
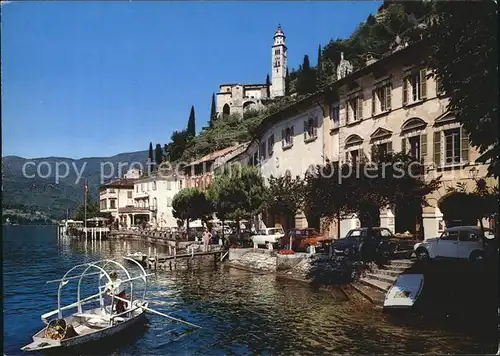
[271,24,287,98]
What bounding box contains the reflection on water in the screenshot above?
[3,226,497,355]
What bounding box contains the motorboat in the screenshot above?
[383,273,424,309]
[21,257,201,352]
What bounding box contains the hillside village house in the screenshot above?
[99,168,184,229]
[99,168,141,221]
[183,144,245,192]
[128,170,184,228]
[229,40,494,239]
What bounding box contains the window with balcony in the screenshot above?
[303,116,318,142]
[371,141,393,162]
[267,135,274,156]
[109,199,116,209]
[331,105,339,129]
[372,84,392,115]
[403,69,427,105]
[346,96,363,124]
[282,126,294,149]
[127,191,132,199]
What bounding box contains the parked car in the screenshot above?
[279,228,333,253]
[414,225,497,262]
[332,227,399,259]
[251,227,285,248]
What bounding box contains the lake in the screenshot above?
[3,225,497,355]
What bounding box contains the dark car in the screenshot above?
[332,227,399,259]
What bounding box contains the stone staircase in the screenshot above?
[351,259,414,306]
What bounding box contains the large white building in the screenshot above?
[216,25,288,118]
[99,168,184,229]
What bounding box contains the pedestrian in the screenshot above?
[202,228,212,251]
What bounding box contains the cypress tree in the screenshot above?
[148,142,153,172]
[285,67,290,96]
[187,106,196,138]
[163,144,169,161]
[155,144,162,170]
[266,73,271,98]
[209,93,217,128]
[296,55,317,96]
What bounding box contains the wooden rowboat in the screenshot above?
[21,257,201,352]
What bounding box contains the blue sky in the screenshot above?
[2,1,381,159]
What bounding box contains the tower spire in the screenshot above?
[271,24,287,98]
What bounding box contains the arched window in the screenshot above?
[222,104,230,117]
[344,135,364,164]
[400,118,428,162]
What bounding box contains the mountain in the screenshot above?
[2,150,148,219]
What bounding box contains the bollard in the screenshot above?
[253,242,258,250]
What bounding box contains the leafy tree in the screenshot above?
[166,130,189,163]
[209,93,217,128]
[172,188,212,231]
[148,142,154,172]
[209,165,266,234]
[426,1,498,177]
[266,73,271,98]
[187,105,196,138]
[305,153,441,238]
[154,143,163,170]
[441,179,499,230]
[266,174,305,230]
[296,55,317,96]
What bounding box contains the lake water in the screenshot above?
[3,225,497,355]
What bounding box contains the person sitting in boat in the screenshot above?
[104,271,128,314]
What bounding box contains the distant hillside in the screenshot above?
[2,150,148,219]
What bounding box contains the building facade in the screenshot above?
[228,40,494,239]
[99,178,136,220]
[216,25,288,118]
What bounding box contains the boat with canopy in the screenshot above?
[21,257,201,352]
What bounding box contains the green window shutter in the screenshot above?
[461,126,469,162]
[371,145,377,163]
[403,77,408,106]
[420,133,428,163]
[346,101,350,124]
[433,131,441,167]
[372,90,376,116]
[357,96,363,120]
[420,69,427,99]
[386,84,392,110]
[401,138,407,154]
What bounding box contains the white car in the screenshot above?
[414,226,496,262]
[251,227,285,248]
